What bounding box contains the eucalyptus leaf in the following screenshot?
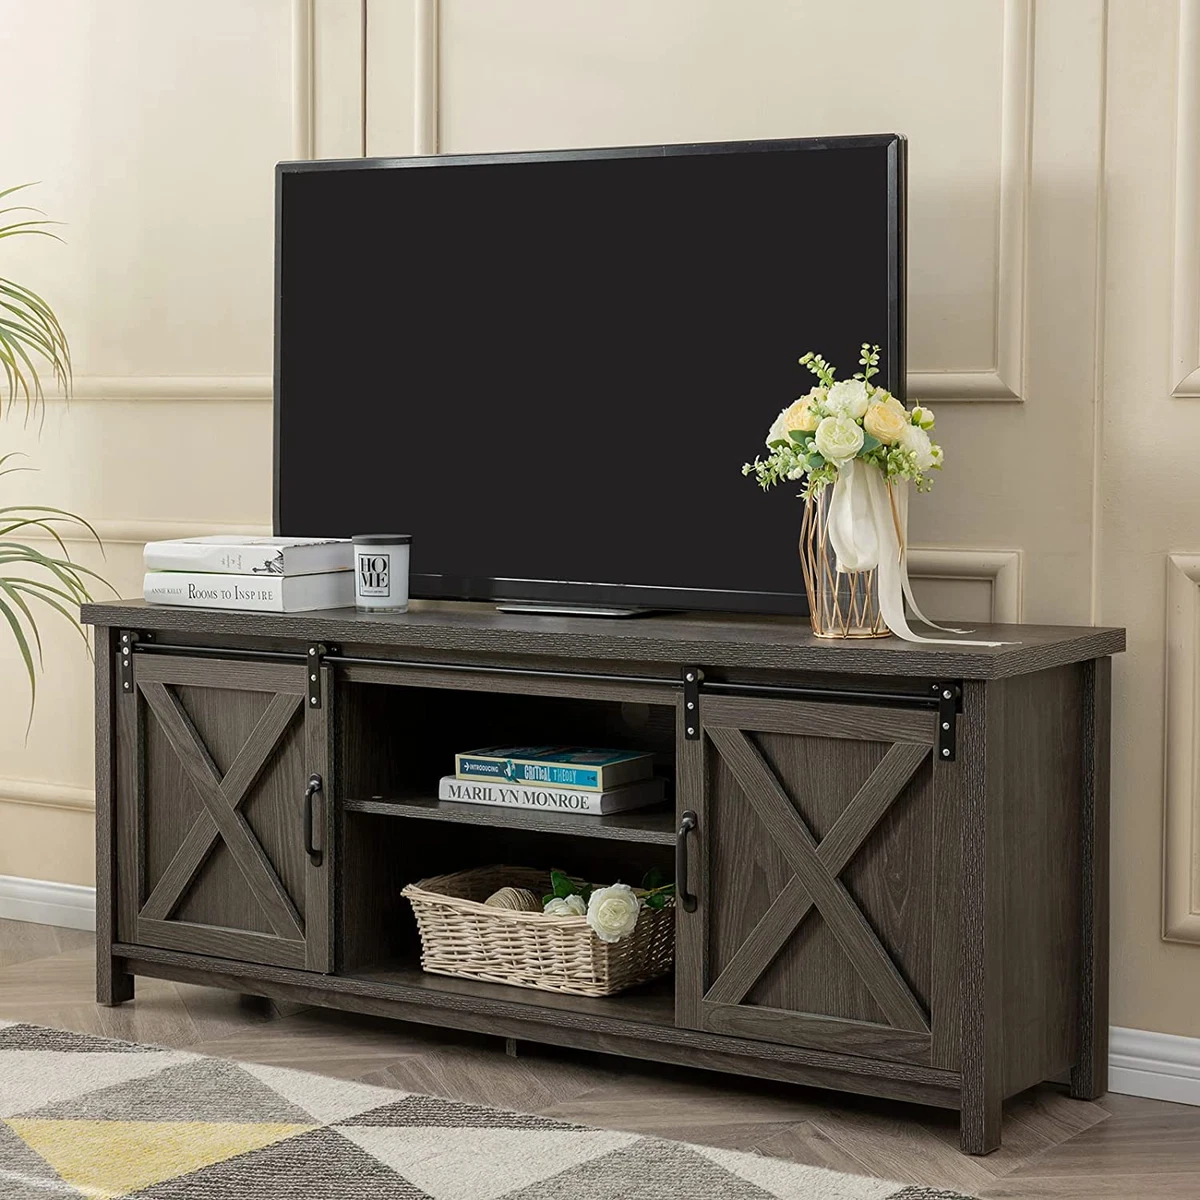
[641,865,668,890]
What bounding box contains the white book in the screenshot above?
[437,774,665,816]
[143,570,354,613]
[143,535,352,577]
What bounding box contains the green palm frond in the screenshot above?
[0,185,110,730]
[0,184,71,423]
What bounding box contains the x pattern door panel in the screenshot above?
[117,655,333,972]
[679,696,947,1066]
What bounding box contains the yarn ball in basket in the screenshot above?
[483,886,543,912]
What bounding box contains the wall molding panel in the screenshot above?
[0,779,96,813]
[992,0,1034,402]
[1172,0,1200,397]
[1164,554,1200,941]
[907,547,1023,623]
[414,0,440,154]
[907,0,1032,404]
[69,376,272,402]
[907,370,1022,402]
[17,519,271,546]
[292,0,315,159]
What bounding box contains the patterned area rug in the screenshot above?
[0,1020,975,1199]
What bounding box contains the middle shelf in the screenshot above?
[343,792,677,845]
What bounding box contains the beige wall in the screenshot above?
[0,0,1194,1040]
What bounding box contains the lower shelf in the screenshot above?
[349,958,676,1027]
[114,942,963,1109]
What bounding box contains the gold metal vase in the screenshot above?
[799,486,890,639]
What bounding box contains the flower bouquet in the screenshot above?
[742,344,951,641]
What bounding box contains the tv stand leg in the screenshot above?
[97,952,134,1006]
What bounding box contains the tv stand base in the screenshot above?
[494,601,658,617]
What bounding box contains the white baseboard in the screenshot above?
[1110,1026,1200,1105]
[0,875,96,932]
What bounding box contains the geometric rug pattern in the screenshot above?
[0,1020,975,1199]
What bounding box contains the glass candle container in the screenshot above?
[353,534,411,613]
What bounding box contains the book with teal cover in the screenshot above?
[454,745,654,792]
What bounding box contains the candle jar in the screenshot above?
[353,534,411,613]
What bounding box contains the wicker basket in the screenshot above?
[401,865,675,998]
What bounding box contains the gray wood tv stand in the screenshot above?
[82,599,1123,1154]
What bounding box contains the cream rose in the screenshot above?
[862,401,908,445]
[814,414,865,463]
[824,378,870,419]
[586,883,641,943]
[544,894,587,917]
[870,386,906,413]
[766,388,823,445]
[899,423,936,470]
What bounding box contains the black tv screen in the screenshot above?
[275,134,906,615]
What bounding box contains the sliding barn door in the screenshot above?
[676,694,958,1067]
[115,654,335,972]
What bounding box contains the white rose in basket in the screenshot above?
[544,894,587,916]
[586,883,641,944]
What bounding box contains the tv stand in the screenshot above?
[82,599,1122,1155]
[494,601,657,618]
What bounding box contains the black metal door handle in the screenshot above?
[304,774,323,866]
[676,810,698,913]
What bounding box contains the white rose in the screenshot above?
[767,409,789,445]
[910,404,935,430]
[586,883,641,943]
[929,443,944,467]
[899,423,935,470]
[544,894,587,916]
[814,414,865,463]
[825,379,870,419]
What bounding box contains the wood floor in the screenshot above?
[0,919,1197,1198]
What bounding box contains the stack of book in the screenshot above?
[143,536,354,612]
[438,745,664,815]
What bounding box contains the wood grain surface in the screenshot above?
[82,598,1125,680]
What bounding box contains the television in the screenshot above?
[274,133,906,616]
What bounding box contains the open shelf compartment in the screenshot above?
[335,677,680,1011]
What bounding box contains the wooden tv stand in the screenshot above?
[82,599,1123,1154]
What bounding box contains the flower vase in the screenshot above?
[799,486,890,639]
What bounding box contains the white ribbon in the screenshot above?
[824,459,1014,647]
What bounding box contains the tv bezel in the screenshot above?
[273,133,907,616]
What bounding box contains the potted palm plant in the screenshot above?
[1,183,107,720]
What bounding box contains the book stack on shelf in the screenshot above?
[439,746,664,815]
[143,536,354,612]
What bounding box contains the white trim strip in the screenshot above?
[1110,1026,1200,1106]
[0,875,96,932]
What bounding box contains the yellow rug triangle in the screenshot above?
[5,1117,314,1198]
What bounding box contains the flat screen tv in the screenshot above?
[274,133,906,616]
